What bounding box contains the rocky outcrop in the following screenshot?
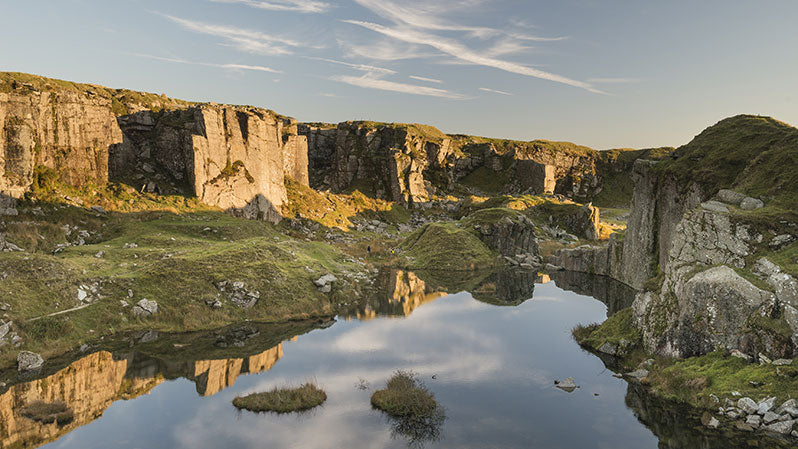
[0,73,309,223]
[632,197,797,358]
[111,105,309,222]
[465,209,540,258]
[549,232,624,279]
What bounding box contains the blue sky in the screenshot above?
[1,0,796,149]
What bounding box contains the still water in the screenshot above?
[0,271,757,448]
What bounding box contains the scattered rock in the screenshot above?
[123,242,138,249]
[738,397,758,414]
[764,411,781,424]
[769,234,795,249]
[131,299,158,317]
[214,281,260,308]
[700,201,729,213]
[314,274,337,293]
[772,359,793,366]
[17,351,44,372]
[745,414,762,428]
[758,397,777,415]
[731,349,752,362]
[555,377,578,392]
[763,419,794,435]
[90,205,106,214]
[598,342,618,356]
[625,369,650,382]
[740,197,764,210]
[717,189,746,205]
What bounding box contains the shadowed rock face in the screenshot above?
[299,122,644,206]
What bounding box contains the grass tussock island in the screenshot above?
[232,383,327,413]
[371,371,446,423]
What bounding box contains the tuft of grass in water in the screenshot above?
[19,401,74,425]
[371,371,446,445]
[371,371,444,420]
[232,382,327,413]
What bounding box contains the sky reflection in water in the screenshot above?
[44,276,658,449]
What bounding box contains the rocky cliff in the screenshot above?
[0,72,308,222]
[554,115,798,359]
[300,121,667,207]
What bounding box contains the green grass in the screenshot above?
[655,115,798,215]
[399,222,497,271]
[0,203,364,367]
[232,383,327,413]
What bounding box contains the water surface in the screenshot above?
[0,270,765,449]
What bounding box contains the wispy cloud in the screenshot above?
[338,38,436,61]
[133,53,282,73]
[330,73,467,99]
[479,87,512,96]
[409,75,442,84]
[588,77,640,84]
[344,20,603,94]
[310,57,396,75]
[211,0,332,13]
[158,13,303,55]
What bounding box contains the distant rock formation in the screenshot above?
[300,122,664,207]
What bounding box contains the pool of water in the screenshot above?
[1,270,771,449]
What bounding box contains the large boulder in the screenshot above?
[635,266,776,357]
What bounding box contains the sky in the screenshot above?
[1,0,796,149]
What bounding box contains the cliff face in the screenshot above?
[300,122,658,206]
[111,105,309,221]
[0,88,122,206]
[0,72,309,222]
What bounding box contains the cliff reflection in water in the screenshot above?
[339,268,542,321]
[0,322,312,449]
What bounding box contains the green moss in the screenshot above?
[232,383,327,413]
[650,352,798,406]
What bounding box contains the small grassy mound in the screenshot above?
[573,308,641,351]
[232,383,327,413]
[371,371,446,444]
[399,222,497,270]
[19,401,74,425]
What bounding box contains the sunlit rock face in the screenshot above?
[0,75,309,223]
[0,343,286,448]
[0,89,123,202]
[113,105,309,223]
